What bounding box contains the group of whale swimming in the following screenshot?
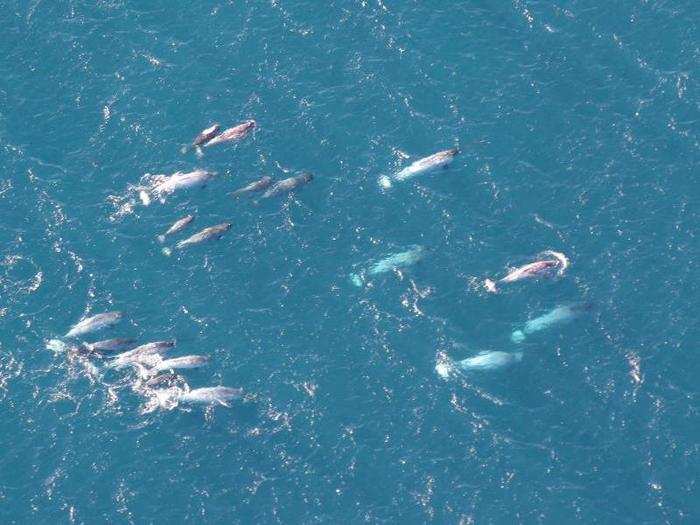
[50,118,587,409]
[130,119,314,256]
[435,249,589,378]
[47,120,321,413]
[327,142,584,379]
[47,311,243,412]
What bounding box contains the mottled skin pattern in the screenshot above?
[204,120,256,147]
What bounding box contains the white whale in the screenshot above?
[350,245,424,287]
[511,303,591,343]
[436,350,523,378]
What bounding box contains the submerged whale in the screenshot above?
[484,251,569,293]
[350,245,424,287]
[65,311,123,338]
[379,148,459,189]
[511,303,592,343]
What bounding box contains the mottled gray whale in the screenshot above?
[260,172,313,199]
[176,223,231,249]
[204,120,256,147]
[231,176,272,197]
[65,311,123,338]
[484,251,569,293]
[158,214,194,243]
[192,123,220,147]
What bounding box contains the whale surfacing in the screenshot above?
[204,120,256,147]
[136,355,209,378]
[176,223,231,249]
[108,340,176,369]
[260,173,313,199]
[379,148,459,189]
[65,311,123,339]
[231,176,272,197]
[457,350,523,371]
[151,170,215,197]
[179,386,243,407]
[484,251,570,293]
[158,214,195,243]
[192,124,220,147]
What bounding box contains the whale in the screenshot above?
[151,169,215,197]
[511,303,592,343]
[80,338,136,356]
[379,148,459,189]
[135,355,209,378]
[260,172,313,199]
[350,245,424,287]
[435,350,523,378]
[192,123,220,147]
[484,251,569,293]
[231,176,272,197]
[157,214,194,243]
[175,223,231,249]
[204,120,256,147]
[65,311,123,338]
[457,350,523,371]
[108,340,176,369]
[178,386,244,407]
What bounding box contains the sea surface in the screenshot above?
[1,1,698,523]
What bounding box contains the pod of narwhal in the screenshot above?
[48,311,243,412]
[110,117,584,393]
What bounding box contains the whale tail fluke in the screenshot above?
[484,279,498,293]
[378,175,392,190]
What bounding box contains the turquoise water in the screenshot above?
[1,1,698,522]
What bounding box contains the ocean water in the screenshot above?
[1,1,698,523]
